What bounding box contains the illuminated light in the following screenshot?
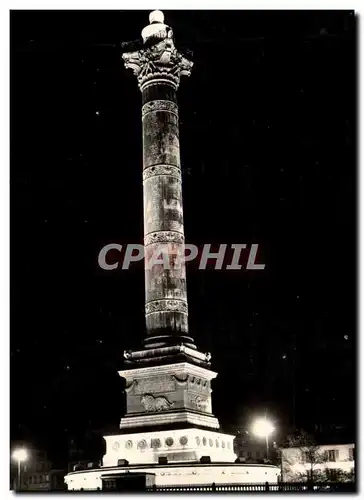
[252,418,275,439]
[12,448,28,462]
[96,111,100,115]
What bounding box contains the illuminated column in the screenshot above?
[123,11,194,349]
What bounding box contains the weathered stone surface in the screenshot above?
[143,175,184,234]
[122,12,194,349]
[143,110,180,168]
[121,363,215,419]
[141,96,188,341]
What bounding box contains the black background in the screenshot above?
[11,10,356,464]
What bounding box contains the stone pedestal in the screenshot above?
[119,362,219,431]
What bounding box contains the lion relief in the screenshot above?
[140,394,174,412]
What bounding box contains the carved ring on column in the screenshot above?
[143,164,181,182]
[144,231,184,246]
[142,100,178,117]
[145,299,188,315]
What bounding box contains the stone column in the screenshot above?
[123,11,194,349]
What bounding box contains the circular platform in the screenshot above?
[65,462,280,490]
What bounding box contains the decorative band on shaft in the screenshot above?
[143,164,181,181]
[142,100,178,117]
[140,76,180,92]
[145,299,188,315]
[144,231,184,246]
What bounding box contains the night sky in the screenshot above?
[11,10,356,464]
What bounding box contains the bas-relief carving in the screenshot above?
[180,436,188,445]
[143,164,181,181]
[140,393,174,412]
[188,394,209,411]
[144,231,184,246]
[145,299,188,315]
[184,375,212,412]
[142,100,178,117]
[137,439,148,449]
[165,437,174,446]
[112,441,120,451]
[151,438,162,449]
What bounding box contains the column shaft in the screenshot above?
[142,83,192,347]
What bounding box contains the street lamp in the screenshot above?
[12,448,28,491]
[252,418,275,460]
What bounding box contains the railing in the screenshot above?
[145,481,356,492]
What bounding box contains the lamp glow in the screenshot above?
[12,448,28,491]
[252,418,275,460]
[252,418,275,438]
[12,448,28,462]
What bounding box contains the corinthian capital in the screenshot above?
[122,10,193,90]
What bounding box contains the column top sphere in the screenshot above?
[141,10,169,44]
[149,10,164,24]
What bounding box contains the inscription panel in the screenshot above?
[133,375,175,395]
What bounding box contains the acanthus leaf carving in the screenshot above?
[122,25,193,90]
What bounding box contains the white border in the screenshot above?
[3,3,361,500]
[2,1,363,8]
